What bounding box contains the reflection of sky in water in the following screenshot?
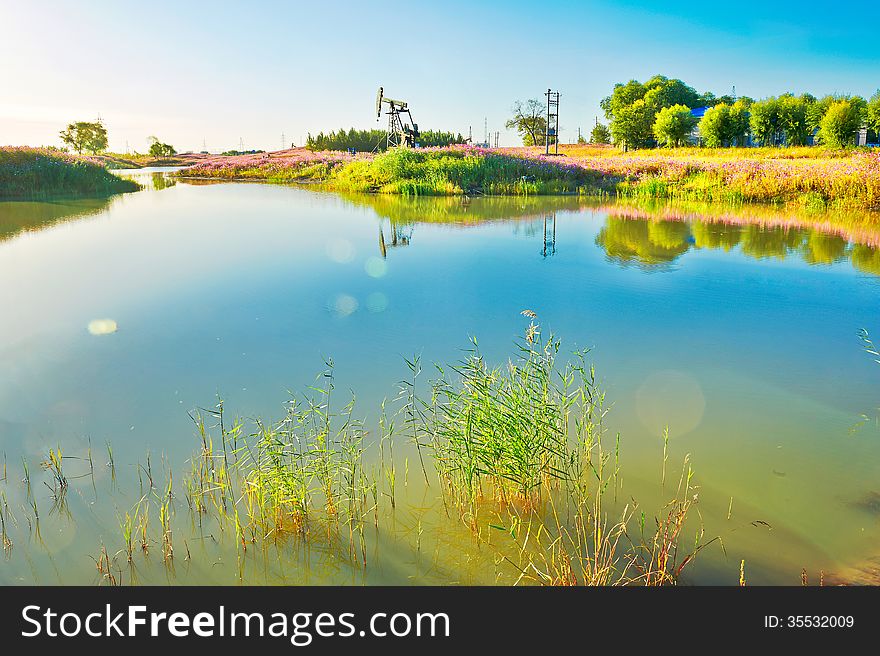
[1,183,879,584]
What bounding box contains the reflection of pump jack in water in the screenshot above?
[542,212,557,257]
[378,222,414,258]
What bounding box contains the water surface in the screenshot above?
[1,175,878,585]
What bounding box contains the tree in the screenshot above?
[506,99,547,146]
[610,99,655,149]
[749,98,781,146]
[148,136,177,158]
[590,122,611,144]
[807,95,835,134]
[817,97,867,148]
[653,104,698,147]
[601,75,705,150]
[643,76,701,112]
[600,80,647,122]
[59,121,108,154]
[867,90,880,140]
[776,94,810,146]
[699,101,750,147]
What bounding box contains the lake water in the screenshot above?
[1,170,879,585]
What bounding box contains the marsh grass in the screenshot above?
[0,492,12,556]
[179,362,376,569]
[418,320,709,585]
[3,327,710,586]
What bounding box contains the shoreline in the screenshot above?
[173,144,880,210]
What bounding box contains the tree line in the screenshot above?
[306,128,466,152]
[598,75,880,149]
[58,120,180,158]
[506,76,880,149]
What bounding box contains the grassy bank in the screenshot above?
[553,144,880,210]
[177,144,880,209]
[326,146,601,194]
[0,147,140,199]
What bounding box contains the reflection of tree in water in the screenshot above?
[0,197,115,243]
[595,217,690,266]
[852,244,880,276]
[595,214,878,276]
[739,225,808,260]
[691,221,742,251]
[338,192,880,276]
[151,172,176,190]
[340,192,586,226]
[801,232,849,265]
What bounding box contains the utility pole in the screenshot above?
[239,137,244,152]
[544,89,560,155]
[281,132,286,150]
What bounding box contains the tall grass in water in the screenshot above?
[420,319,709,585]
[182,362,374,565]
[3,326,707,585]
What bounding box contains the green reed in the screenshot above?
[416,319,708,585]
[0,324,710,586]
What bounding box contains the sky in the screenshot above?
[1,0,878,152]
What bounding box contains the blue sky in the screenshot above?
[1,0,878,152]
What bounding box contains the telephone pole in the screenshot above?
[544,89,560,155]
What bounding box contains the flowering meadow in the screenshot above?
[0,147,139,198]
[176,147,364,183]
[551,144,880,209]
[175,144,880,210]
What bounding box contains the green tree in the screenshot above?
[867,90,880,141]
[749,98,781,146]
[590,122,611,144]
[601,75,705,150]
[148,136,177,158]
[506,99,547,146]
[600,79,647,122]
[643,76,701,111]
[776,94,810,146]
[653,104,698,147]
[59,121,108,154]
[817,97,867,148]
[807,95,835,134]
[699,101,750,147]
[610,99,655,149]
